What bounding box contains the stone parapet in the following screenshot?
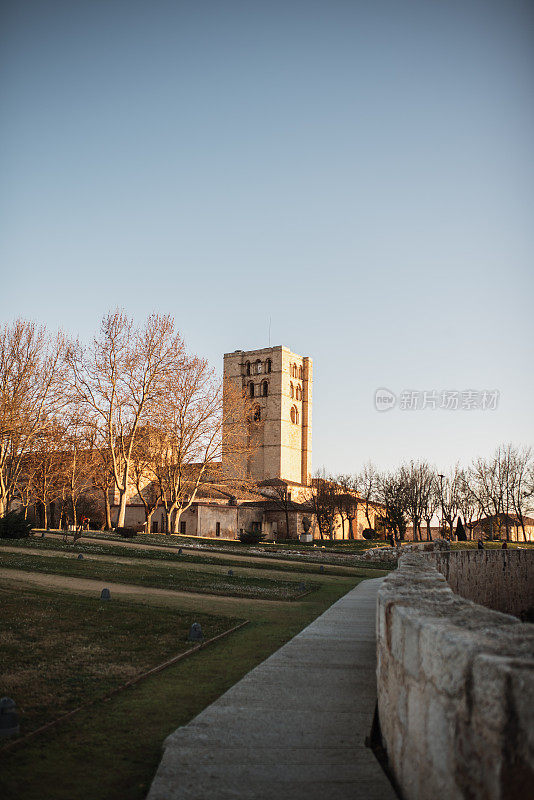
[425,549,534,616]
[376,552,534,800]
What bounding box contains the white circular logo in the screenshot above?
[374,387,396,412]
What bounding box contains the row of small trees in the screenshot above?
[0,313,251,532]
[314,444,534,542]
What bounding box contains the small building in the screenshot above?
[471,514,534,542]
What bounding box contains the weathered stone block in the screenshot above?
[426,696,454,777]
[406,683,427,749]
[420,624,477,697]
[377,551,534,800]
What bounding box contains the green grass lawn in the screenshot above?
[0,550,315,600]
[0,568,366,800]
[41,528,386,554]
[1,536,389,578]
[0,586,238,741]
[449,540,534,550]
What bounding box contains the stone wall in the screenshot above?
[428,549,534,616]
[376,552,534,800]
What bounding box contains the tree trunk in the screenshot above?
[426,520,432,541]
[116,490,127,527]
[42,502,48,530]
[284,508,290,540]
[165,507,176,534]
[103,489,112,530]
[348,517,354,539]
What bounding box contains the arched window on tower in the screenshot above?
[249,382,255,398]
[290,405,299,424]
[296,385,302,401]
[255,359,262,374]
[265,359,272,373]
[299,365,303,380]
[261,381,268,397]
[290,382,294,399]
[245,361,251,376]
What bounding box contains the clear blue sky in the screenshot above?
[1,0,533,473]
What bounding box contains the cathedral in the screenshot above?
[117,345,315,540]
[114,344,378,541]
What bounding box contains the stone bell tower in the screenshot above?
[222,345,312,486]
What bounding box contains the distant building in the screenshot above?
[30,344,382,541]
[118,344,319,539]
[471,514,534,542]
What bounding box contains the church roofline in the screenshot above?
[224,345,284,358]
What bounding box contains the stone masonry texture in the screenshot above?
[376,550,534,800]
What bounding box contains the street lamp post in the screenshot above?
[438,473,445,539]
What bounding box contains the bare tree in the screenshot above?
[402,461,435,542]
[312,469,337,540]
[358,462,379,530]
[421,474,440,541]
[131,428,162,532]
[469,446,517,540]
[456,468,481,539]
[13,454,39,522]
[90,443,115,530]
[437,467,461,538]
[61,420,99,529]
[0,320,66,516]
[263,482,294,539]
[377,468,408,541]
[504,444,533,541]
[29,423,66,528]
[334,474,359,539]
[152,359,253,534]
[68,311,186,527]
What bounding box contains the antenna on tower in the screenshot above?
[268,316,271,347]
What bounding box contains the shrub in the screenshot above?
[238,530,266,545]
[115,527,138,538]
[362,528,378,540]
[0,511,33,539]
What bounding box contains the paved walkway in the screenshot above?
[147,577,396,800]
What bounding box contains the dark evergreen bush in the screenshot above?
[115,527,138,538]
[362,528,378,540]
[456,517,467,541]
[238,530,266,545]
[0,511,33,539]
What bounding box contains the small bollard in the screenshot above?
[178,548,183,555]
[187,622,203,642]
[228,569,234,577]
[0,697,19,738]
[77,554,84,560]
[41,532,46,538]
[100,588,111,601]
[319,565,325,573]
